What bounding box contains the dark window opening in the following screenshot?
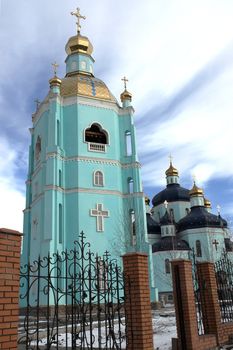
[165,259,171,274]
[196,240,202,257]
[85,124,107,144]
[35,136,41,160]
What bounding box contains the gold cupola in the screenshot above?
[189,182,204,197]
[120,76,132,107]
[120,89,132,102]
[145,196,150,206]
[65,34,93,56]
[49,62,62,91]
[204,197,211,208]
[66,7,93,56]
[165,162,179,177]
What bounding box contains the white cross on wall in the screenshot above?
[90,204,109,232]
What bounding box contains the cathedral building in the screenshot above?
[147,161,232,303]
[22,8,152,282]
[22,8,232,303]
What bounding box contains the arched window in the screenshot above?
[85,124,108,144]
[166,227,169,235]
[57,120,60,146]
[59,204,63,244]
[125,131,132,156]
[196,240,202,257]
[35,136,41,161]
[170,208,174,220]
[94,171,104,186]
[128,178,134,193]
[165,259,170,274]
[59,170,62,187]
[130,209,136,245]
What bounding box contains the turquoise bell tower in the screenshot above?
[22,8,149,266]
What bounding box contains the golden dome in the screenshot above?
[204,197,211,208]
[49,76,62,88]
[189,182,204,197]
[165,162,179,177]
[60,74,116,102]
[145,196,150,206]
[65,34,93,56]
[120,89,132,102]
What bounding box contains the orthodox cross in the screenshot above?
[164,200,168,209]
[121,76,128,90]
[217,204,221,215]
[71,7,86,34]
[169,154,173,164]
[52,62,59,76]
[34,99,40,110]
[192,174,196,184]
[90,204,109,232]
[212,239,219,251]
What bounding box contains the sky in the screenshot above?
[1,0,233,231]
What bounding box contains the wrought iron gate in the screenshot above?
[215,253,233,323]
[18,232,128,349]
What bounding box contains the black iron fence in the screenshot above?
[18,232,129,349]
[189,250,205,335]
[215,253,233,323]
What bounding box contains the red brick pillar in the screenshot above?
[0,228,22,350]
[122,252,153,350]
[171,260,199,350]
[197,262,221,344]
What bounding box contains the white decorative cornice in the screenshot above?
[45,185,144,198]
[61,94,122,113]
[46,152,141,169]
[31,192,44,206]
[32,100,49,125]
[31,161,46,179]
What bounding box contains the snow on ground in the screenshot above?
[153,314,176,350]
[32,311,177,350]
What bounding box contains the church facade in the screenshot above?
[22,8,152,281]
[147,162,233,303]
[22,8,232,303]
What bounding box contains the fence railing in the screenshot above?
[18,232,128,349]
[215,254,233,323]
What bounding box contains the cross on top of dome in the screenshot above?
[71,7,86,34]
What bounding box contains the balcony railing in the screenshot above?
[88,143,106,153]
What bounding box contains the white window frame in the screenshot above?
[93,170,104,187]
[83,122,110,153]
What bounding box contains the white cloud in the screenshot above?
[0,138,24,231]
[1,0,233,227]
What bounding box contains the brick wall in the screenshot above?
[171,260,217,350]
[123,252,154,350]
[197,261,233,345]
[0,228,22,350]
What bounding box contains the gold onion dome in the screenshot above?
[189,182,204,197]
[204,197,211,208]
[120,89,132,102]
[145,196,150,206]
[165,162,179,177]
[49,76,62,88]
[65,34,93,56]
